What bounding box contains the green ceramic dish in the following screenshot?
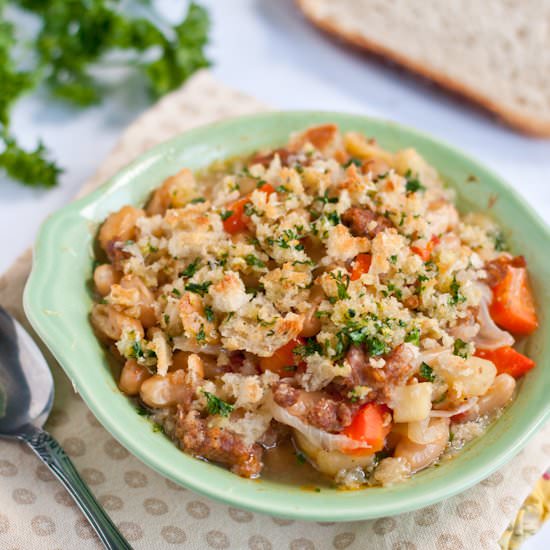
[24,112,550,521]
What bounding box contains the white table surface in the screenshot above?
[2,0,549,546]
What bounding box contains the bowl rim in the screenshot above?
[23,111,550,521]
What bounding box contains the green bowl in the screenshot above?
[24,112,550,521]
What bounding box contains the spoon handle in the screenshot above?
[19,425,132,550]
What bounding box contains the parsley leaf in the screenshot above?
[220,210,234,221]
[184,281,212,297]
[405,170,426,193]
[453,338,469,358]
[0,1,210,188]
[245,254,265,268]
[180,258,200,278]
[405,328,420,346]
[202,390,234,417]
[204,305,214,322]
[449,276,466,306]
[419,362,435,382]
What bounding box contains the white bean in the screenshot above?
[394,420,449,472]
[93,264,120,296]
[98,205,144,251]
[139,370,191,408]
[90,304,143,342]
[118,359,151,396]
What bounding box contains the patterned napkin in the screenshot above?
[1,71,549,550]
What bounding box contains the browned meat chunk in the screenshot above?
[344,344,415,402]
[341,207,393,238]
[485,255,526,287]
[306,398,357,432]
[273,382,300,407]
[250,148,291,167]
[176,409,263,478]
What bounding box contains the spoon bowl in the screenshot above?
[0,306,130,549]
[0,307,53,436]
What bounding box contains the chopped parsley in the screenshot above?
[419,362,435,382]
[276,185,289,193]
[449,276,466,306]
[180,258,200,278]
[453,338,469,358]
[405,170,426,193]
[202,390,234,417]
[190,197,206,204]
[314,190,338,204]
[296,451,307,465]
[185,281,212,297]
[492,231,507,251]
[220,210,233,221]
[326,211,340,226]
[329,271,351,301]
[245,254,266,268]
[171,288,182,297]
[343,157,362,168]
[196,324,206,342]
[405,328,420,346]
[293,338,323,357]
[204,306,214,323]
[389,254,398,265]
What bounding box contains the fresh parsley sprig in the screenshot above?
[1,1,210,188]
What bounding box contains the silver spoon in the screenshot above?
[0,306,131,549]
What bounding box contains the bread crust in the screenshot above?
[296,0,550,137]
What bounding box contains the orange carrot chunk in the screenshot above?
[489,264,538,335]
[342,403,391,454]
[349,253,372,281]
[222,183,275,234]
[411,235,440,262]
[259,338,305,377]
[475,347,535,378]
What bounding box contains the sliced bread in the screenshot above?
[297,0,550,136]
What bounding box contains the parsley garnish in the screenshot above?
[245,254,266,268]
[405,170,426,193]
[326,211,340,226]
[492,231,507,251]
[453,338,469,358]
[185,281,212,297]
[202,390,234,417]
[196,324,206,342]
[330,272,350,301]
[180,258,200,278]
[389,254,398,264]
[449,276,466,306]
[314,190,338,204]
[419,362,435,382]
[190,197,206,204]
[220,210,233,221]
[343,157,362,168]
[204,306,214,323]
[293,338,323,357]
[171,288,182,297]
[296,451,307,464]
[405,328,420,346]
[0,2,210,188]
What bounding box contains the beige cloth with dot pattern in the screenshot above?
[1,70,549,550]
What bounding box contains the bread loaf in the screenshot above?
[297,0,550,136]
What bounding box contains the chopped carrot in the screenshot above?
[475,347,535,379]
[349,253,372,281]
[411,235,440,262]
[259,338,305,377]
[489,263,538,335]
[342,403,391,455]
[222,183,275,234]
